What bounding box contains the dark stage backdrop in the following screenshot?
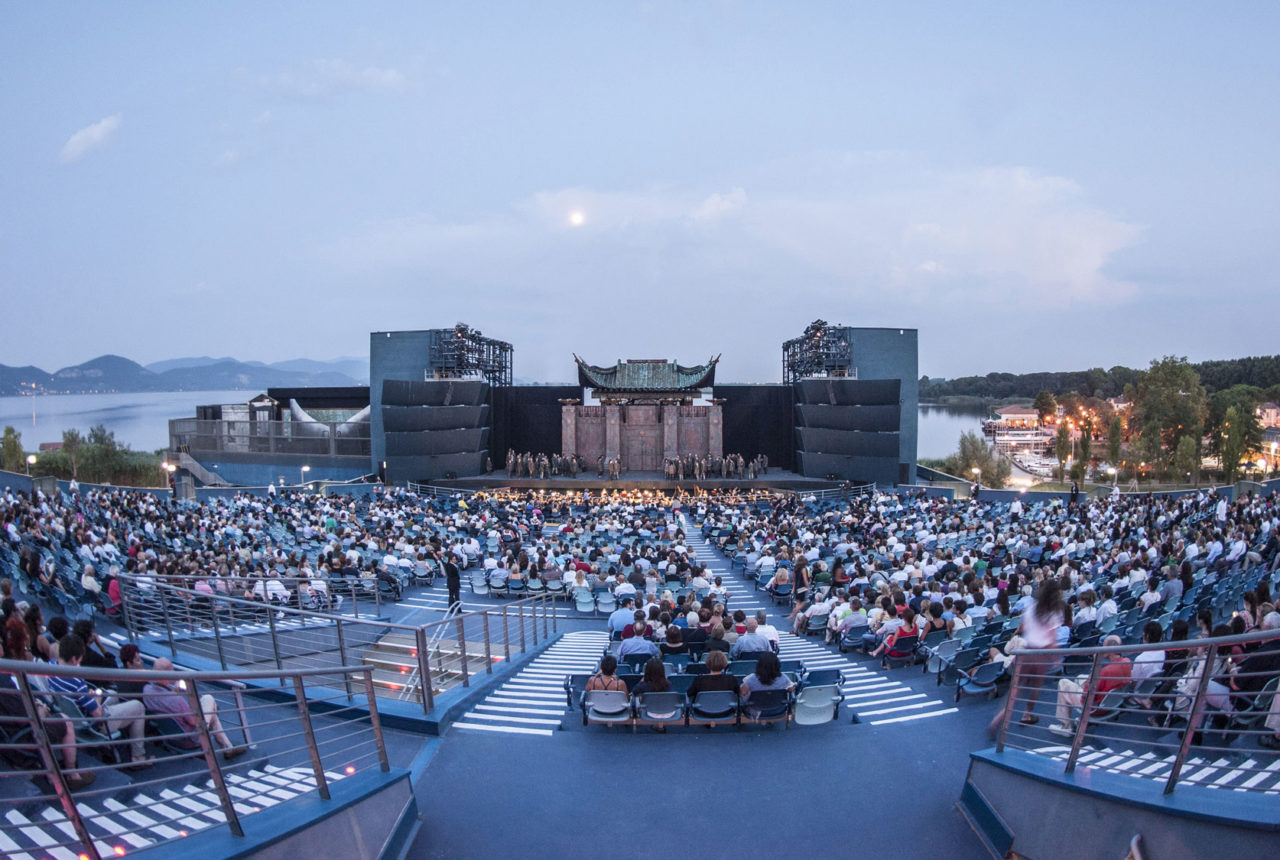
[713,385,796,471]
[489,386,581,459]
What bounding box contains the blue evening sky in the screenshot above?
[1,2,1276,383]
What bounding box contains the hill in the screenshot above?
[0,354,364,396]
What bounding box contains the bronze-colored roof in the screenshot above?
[574,355,719,391]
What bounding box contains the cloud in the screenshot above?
[213,149,239,167]
[263,59,406,100]
[330,158,1140,305]
[58,114,122,163]
[321,154,1143,379]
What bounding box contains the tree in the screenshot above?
[1132,356,1207,471]
[62,428,83,478]
[1033,390,1057,422]
[943,431,1012,489]
[1,426,22,473]
[1078,415,1093,471]
[1174,434,1200,486]
[1205,384,1262,463]
[1055,421,1071,481]
[1220,405,1248,483]
[1107,415,1124,466]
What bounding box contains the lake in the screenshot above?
[0,392,988,458]
[917,402,989,459]
[0,391,252,452]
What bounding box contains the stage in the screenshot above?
[431,468,846,494]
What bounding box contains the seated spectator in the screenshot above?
[0,661,96,790]
[754,610,780,652]
[622,610,652,640]
[688,651,737,700]
[585,655,626,692]
[48,634,152,769]
[739,652,794,719]
[114,644,148,701]
[607,597,636,637]
[72,619,118,670]
[630,658,670,699]
[616,628,660,663]
[1048,635,1132,737]
[870,608,920,659]
[142,658,246,759]
[659,626,687,657]
[729,618,771,658]
[704,623,730,653]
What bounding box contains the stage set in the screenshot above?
[173,321,918,491]
[370,320,919,491]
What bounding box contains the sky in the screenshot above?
[2,2,1277,384]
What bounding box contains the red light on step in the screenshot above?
[345,765,356,775]
[114,848,127,857]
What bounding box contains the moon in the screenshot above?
[568,210,585,227]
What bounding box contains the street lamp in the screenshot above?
[300,464,311,485]
[25,454,36,475]
[971,466,981,486]
[1106,465,1117,487]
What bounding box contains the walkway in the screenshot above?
[682,514,959,726]
[451,630,610,737]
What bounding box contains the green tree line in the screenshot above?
[920,353,1280,401]
[1,424,164,486]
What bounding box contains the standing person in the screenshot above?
[989,578,1066,733]
[442,552,461,609]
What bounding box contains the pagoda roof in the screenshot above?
[574,355,719,392]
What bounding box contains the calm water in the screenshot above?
[0,392,988,459]
[917,403,988,459]
[0,391,252,452]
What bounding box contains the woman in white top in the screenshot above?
[989,579,1066,734]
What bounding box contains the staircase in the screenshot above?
[362,631,494,702]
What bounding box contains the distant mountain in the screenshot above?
[144,356,367,382]
[0,354,364,396]
[268,357,368,383]
[144,356,239,373]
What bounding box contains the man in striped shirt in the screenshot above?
[48,635,152,768]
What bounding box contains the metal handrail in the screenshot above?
[0,657,389,860]
[118,570,558,713]
[995,623,1280,797]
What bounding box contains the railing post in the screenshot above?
[363,669,392,773]
[519,602,526,654]
[415,626,434,713]
[161,591,178,657]
[482,612,492,673]
[531,599,539,648]
[266,607,285,678]
[1064,652,1106,773]
[551,592,557,634]
[995,660,1024,753]
[543,594,550,638]
[211,605,228,670]
[227,595,239,633]
[292,675,331,800]
[336,620,354,701]
[1164,643,1218,794]
[350,582,360,618]
[120,587,137,644]
[502,605,511,663]
[456,616,470,687]
[14,672,99,860]
[186,680,244,837]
